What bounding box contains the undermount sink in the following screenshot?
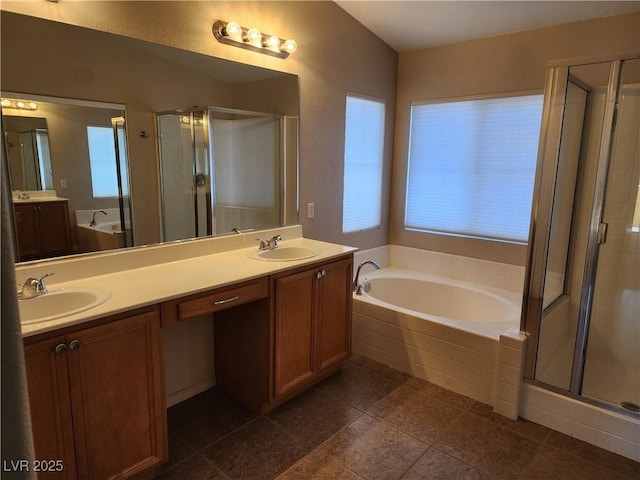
[248,246,321,261]
[18,287,111,325]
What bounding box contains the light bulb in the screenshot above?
[281,39,297,54]
[16,101,25,109]
[1,99,11,108]
[28,102,38,110]
[245,27,262,44]
[225,21,241,38]
[264,35,280,49]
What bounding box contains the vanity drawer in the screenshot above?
[161,277,269,326]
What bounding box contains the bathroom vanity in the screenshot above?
[13,196,73,261]
[18,227,355,479]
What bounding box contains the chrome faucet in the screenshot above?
[257,235,282,250]
[19,273,54,299]
[353,260,381,295]
[90,210,107,227]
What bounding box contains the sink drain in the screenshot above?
[621,401,640,413]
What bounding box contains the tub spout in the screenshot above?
[353,260,381,295]
[90,210,108,227]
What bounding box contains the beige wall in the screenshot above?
[1,1,398,250]
[392,12,640,265]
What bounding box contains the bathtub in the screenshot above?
[352,266,526,409]
[355,268,521,339]
[76,222,129,252]
[84,221,128,234]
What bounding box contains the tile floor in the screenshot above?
[157,355,639,480]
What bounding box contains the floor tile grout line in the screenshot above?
[273,410,367,479]
[395,443,437,480]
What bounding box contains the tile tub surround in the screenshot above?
[353,297,526,418]
[354,244,526,294]
[354,245,640,462]
[157,355,639,480]
[353,245,527,418]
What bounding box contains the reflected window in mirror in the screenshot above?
[87,125,121,198]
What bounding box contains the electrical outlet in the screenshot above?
[60,179,68,188]
[307,202,315,219]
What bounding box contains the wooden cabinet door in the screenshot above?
[14,204,40,259]
[273,268,316,397]
[316,257,353,373]
[24,337,77,480]
[66,311,167,480]
[38,202,72,256]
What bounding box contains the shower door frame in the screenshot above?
[158,106,286,240]
[521,53,640,413]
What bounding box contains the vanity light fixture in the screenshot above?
[1,98,38,110]
[212,20,297,59]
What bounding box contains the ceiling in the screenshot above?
[334,1,640,53]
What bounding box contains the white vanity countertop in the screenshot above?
[12,190,68,203]
[18,229,356,337]
[13,196,69,203]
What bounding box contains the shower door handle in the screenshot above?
[195,173,206,187]
[597,222,608,245]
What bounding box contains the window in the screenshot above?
[87,125,118,197]
[342,94,385,233]
[405,94,543,243]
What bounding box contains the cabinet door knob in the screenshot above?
[54,343,68,354]
[316,269,327,279]
[69,340,81,351]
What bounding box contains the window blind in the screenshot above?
[342,95,385,233]
[87,126,118,198]
[405,94,543,243]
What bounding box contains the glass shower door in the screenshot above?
[581,58,640,411]
[209,108,281,234]
[158,111,212,242]
[525,55,640,415]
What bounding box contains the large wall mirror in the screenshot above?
[1,11,299,264]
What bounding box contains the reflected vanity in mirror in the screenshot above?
[1,11,299,263]
[2,94,133,260]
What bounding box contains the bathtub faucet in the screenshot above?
[353,260,381,295]
[90,210,108,227]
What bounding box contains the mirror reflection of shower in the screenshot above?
[158,107,294,242]
[4,116,53,191]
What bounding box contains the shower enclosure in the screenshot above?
[524,55,639,414]
[157,107,288,242]
[16,128,53,191]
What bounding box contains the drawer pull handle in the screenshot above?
[214,295,240,305]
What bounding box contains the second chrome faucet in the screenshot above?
[257,235,282,251]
